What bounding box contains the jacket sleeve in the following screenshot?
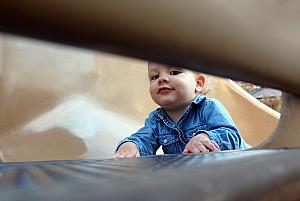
[115,113,160,156]
[195,98,251,150]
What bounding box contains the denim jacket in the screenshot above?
[117,94,250,156]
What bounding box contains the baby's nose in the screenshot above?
[158,75,169,83]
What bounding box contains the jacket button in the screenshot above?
[163,139,168,144]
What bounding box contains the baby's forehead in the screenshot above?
[148,63,182,71]
[148,62,167,70]
[148,63,196,74]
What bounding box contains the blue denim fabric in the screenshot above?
[117,94,251,156]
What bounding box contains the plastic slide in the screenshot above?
[0,35,279,162]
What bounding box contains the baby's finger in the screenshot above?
[194,143,209,153]
[186,144,200,153]
[191,145,201,153]
[210,141,220,151]
[122,151,134,158]
[134,151,141,157]
[202,141,218,152]
[113,152,125,158]
[183,148,191,154]
[118,151,126,158]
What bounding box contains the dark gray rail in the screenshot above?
[0,149,300,201]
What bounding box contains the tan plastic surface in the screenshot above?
[207,79,279,146]
[0,35,279,162]
[1,0,300,160]
[1,0,300,95]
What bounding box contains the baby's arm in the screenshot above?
[183,98,250,153]
[114,114,160,158]
[197,98,250,150]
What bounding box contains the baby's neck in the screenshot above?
[163,94,198,123]
[164,105,189,123]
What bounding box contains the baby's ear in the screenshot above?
[195,74,206,94]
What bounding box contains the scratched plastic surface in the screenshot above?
[0,149,300,201]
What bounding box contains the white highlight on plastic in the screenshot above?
[22,95,140,140]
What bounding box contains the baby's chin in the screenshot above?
[155,99,174,107]
[153,96,187,110]
[159,98,192,111]
[159,101,182,110]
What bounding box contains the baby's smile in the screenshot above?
[157,87,174,94]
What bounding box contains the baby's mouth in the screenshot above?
[158,87,174,94]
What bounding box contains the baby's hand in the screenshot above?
[114,142,140,158]
[183,133,220,154]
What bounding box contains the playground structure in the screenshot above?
[0,35,279,162]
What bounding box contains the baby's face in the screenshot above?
[148,62,200,110]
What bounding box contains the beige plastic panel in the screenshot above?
[207,79,279,146]
[1,1,300,95]
[0,35,279,162]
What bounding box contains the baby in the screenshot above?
[114,62,250,158]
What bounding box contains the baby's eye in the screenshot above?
[151,75,159,80]
[170,70,181,75]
